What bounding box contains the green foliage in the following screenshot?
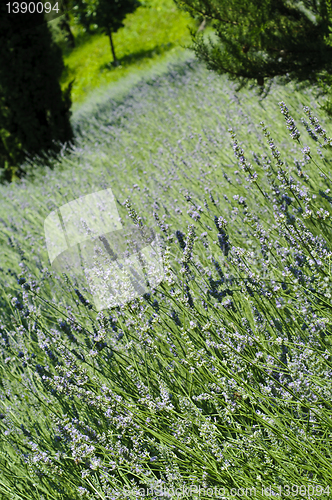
[71,0,99,32]
[173,0,332,90]
[0,1,74,182]
[58,0,76,48]
[91,0,141,33]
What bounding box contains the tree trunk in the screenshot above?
[197,18,206,33]
[59,15,75,49]
[257,76,264,86]
[107,26,118,66]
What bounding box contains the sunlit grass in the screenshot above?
[59,0,196,105]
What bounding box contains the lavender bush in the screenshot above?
[0,57,332,499]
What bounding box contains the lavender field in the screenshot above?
[0,55,332,499]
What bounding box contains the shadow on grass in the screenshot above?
[58,28,103,57]
[99,43,174,72]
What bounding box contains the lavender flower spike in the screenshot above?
[279,101,301,141]
[303,105,332,147]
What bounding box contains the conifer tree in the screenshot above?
[173,0,332,90]
[0,1,73,181]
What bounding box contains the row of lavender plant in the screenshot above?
[0,59,331,499]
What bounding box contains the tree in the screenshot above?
[59,0,76,48]
[173,0,332,91]
[87,0,141,65]
[0,1,73,181]
[72,0,97,34]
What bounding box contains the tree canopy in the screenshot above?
[173,0,332,90]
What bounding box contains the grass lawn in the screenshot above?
[57,0,196,106]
